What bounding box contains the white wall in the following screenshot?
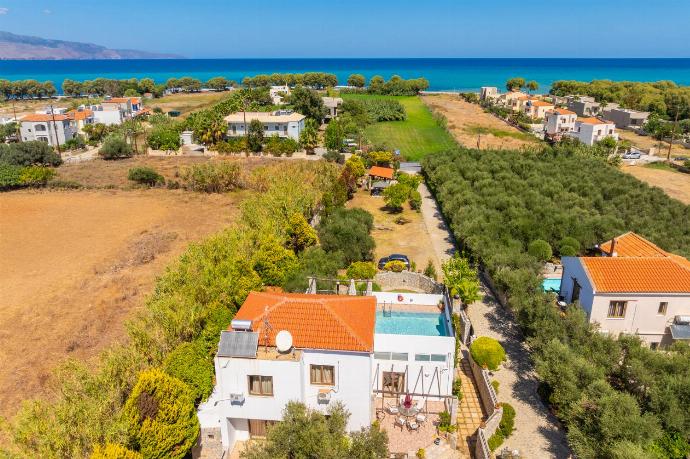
[93,110,123,126]
[373,292,443,306]
[227,119,302,140]
[560,257,595,316]
[20,120,74,146]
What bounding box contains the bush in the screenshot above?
[558,236,581,252]
[383,183,411,211]
[64,136,86,151]
[384,260,407,272]
[318,208,375,265]
[19,166,55,186]
[487,430,505,451]
[146,126,181,151]
[528,239,553,261]
[323,150,345,164]
[499,403,516,438]
[47,179,83,189]
[559,245,578,257]
[247,119,264,152]
[181,162,243,192]
[0,141,62,166]
[163,340,214,404]
[438,410,456,433]
[128,167,164,186]
[470,337,506,371]
[265,136,299,157]
[0,163,24,189]
[346,261,377,280]
[452,378,462,400]
[416,448,426,459]
[122,369,199,459]
[99,135,133,160]
[409,189,422,211]
[491,380,500,395]
[215,138,248,154]
[423,260,437,280]
[90,443,143,459]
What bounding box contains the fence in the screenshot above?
[374,271,444,294]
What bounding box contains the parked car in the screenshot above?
[378,254,411,270]
[622,151,641,159]
[673,156,689,161]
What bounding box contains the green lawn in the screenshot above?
[342,94,456,161]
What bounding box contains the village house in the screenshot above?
[566,95,602,117]
[322,96,343,120]
[367,165,395,194]
[601,106,650,129]
[66,108,95,135]
[269,85,290,105]
[19,109,75,146]
[224,110,306,140]
[560,232,690,349]
[544,108,577,137]
[197,289,456,457]
[567,117,618,145]
[523,100,555,120]
[479,86,499,101]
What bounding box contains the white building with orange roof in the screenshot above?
[523,99,555,120]
[19,110,75,146]
[560,232,690,348]
[197,290,456,455]
[545,108,577,136]
[567,117,618,145]
[66,108,95,134]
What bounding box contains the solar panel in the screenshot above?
[217,331,259,358]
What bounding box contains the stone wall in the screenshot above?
[192,427,224,459]
[468,351,499,417]
[374,271,443,294]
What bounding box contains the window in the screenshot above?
[607,301,627,318]
[248,375,273,396]
[658,302,668,315]
[374,352,391,360]
[35,124,47,131]
[414,354,446,362]
[571,278,581,303]
[382,371,405,393]
[248,419,276,438]
[310,365,335,385]
[391,352,408,361]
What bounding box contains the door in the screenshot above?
[248,419,276,438]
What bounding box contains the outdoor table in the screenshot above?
[398,404,419,418]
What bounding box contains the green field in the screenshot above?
[342,94,456,161]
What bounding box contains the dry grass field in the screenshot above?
[347,189,441,276]
[0,183,245,417]
[146,91,228,118]
[621,164,690,205]
[422,94,539,150]
[617,129,690,156]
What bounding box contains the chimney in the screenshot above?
[609,238,617,257]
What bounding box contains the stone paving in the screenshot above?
[456,355,487,457]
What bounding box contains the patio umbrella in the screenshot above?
[403,393,412,409]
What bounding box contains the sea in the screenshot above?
[1,58,690,92]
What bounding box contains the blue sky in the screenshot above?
[1,0,689,58]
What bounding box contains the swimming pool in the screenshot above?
[375,311,450,337]
[542,278,562,293]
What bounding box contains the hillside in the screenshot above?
[0,30,181,59]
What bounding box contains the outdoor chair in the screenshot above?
[416,413,427,424]
[387,403,400,415]
[408,421,420,432]
[395,417,406,430]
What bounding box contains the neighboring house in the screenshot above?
[544,108,577,136]
[566,96,601,117]
[480,87,498,101]
[367,165,395,190]
[270,85,290,105]
[567,117,618,145]
[224,110,306,140]
[322,96,343,119]
[601,106,650,129]
[495,91,527,108]
[523,100,555,120]
[20,112,75,146]
[560,232,690,348]
[66,108,95,135]
[197,290,456,456]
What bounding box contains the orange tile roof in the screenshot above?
[577,117,612,125]
[581,257,690,293]
[67,109,94,121]
[599,232,668,258]
[368,166,394,180]
[21,113,69,122]
[531,101,554,107]
[553,108,576,115]
[233,292,376,352]
[104,97,131,104]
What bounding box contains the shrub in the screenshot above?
[558,236,581,252]
[438,410,456,433]
[423,260,437,280]
[19,166,55,186]
[394,215,411,225]
[470,337,506,371]
[0,141,62,166]
[247,119,264,152]
[684,160,690,169]
[265,136,299,157]
[499,403,516,438]
[346,261,377,280]
[559,245,578,257]
[214,138,247,154]
[409,189,422,211]
[146,126,181,151]
[127,167,164,186]
[383,183,410,211]
[487,430,505,451]
[416,448,426,459]
[163,340,214,404]
[122,369,199,459]
[64,136,86,151]
[528,239,553,261]
[452,378,462,400]
[99,135,133,160]
[323,150,345,164]
[0,163,24,189]
[90,443,143,459]
[286,212,318,253]
[181,162,243,192]
[384,260,407,272]
[491,380,500,395]
[48,179,83,189]
[318,208,375,264]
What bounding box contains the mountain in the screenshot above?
[0,31,182,60]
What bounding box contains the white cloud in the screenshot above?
[0,7,9,15]
[43,9,51,14]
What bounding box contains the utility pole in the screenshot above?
[49,104,62,155]
[11,98,21,142]
[667,111,679,163]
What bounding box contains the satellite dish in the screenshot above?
[275,330,293,353]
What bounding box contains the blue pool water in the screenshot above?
[542,278,562,293]
[375,311,449,337]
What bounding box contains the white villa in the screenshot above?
[224,110,306,140]
[19,109,75,146]
[197,289,456,457]
[523,100,555,120]
[560,232,690,349]
[269,85,290,105]
[566,117,618,145]
[544,108,577,137]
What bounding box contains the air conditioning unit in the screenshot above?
[317,390,331,403]
[229,393,245,404]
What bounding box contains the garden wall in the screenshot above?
[468,351,500,418]
[374,271,443,294]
